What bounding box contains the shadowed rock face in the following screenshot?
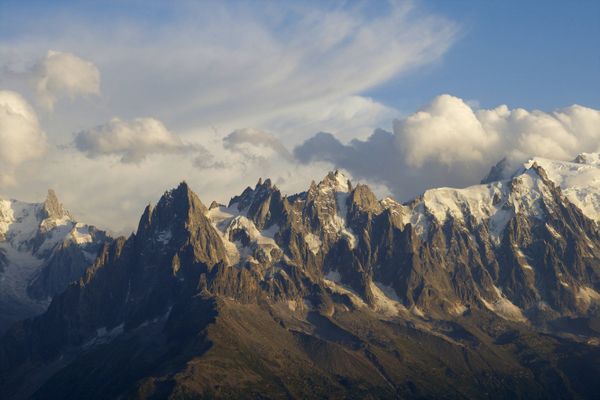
[1,162,600,399]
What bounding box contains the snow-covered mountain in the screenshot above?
[524,155,600,221]
[1,154,600,398]
[481,153,600,222]
[0,190,108,331]
[411,152,600,237]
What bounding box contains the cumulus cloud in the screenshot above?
[74,117,203,163]
[295,94,600,201]
[475,105,600,164]
[33,50,100,110]
[395,94,498,167]
[0,90,47,185]
[223,128,293,161]
[391,95,600,170]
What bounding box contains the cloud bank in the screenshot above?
[396,95,600,168]
[397,94,497,167]
[0,90,47,185]
[295,94,600,200]
[33,50,100,110]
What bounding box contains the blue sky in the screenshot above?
[369,0,600,112]
[0,0,599,232]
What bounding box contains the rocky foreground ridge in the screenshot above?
[1,154,600,399]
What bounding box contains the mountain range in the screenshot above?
[1,153,599,399]
[0,190,108,333]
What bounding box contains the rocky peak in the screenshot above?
[137,182,227,268]
[318,170,352,193]
[505,162,565,218]
[255,177,272,190]
[137,182,204,241]
[228,178,275,212]
[349,184,383,215]
[0,190,110,332]
[136,204,153,235]
[573,152,600,166]
[156,181,207,221]
[209,201,222,210]
[519,155,600,223]
[481,157,510,184]
[528,162,550,182]
[252,178,275,204]
[225,178,285,230]
[39,189,70,220]
[304,171,353,222]
[172,181,206,211]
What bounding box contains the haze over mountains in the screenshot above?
[0,152,599,398]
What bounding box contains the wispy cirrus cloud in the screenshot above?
[0,1,458,140]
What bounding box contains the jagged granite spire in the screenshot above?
[320,170,351,192]
[136,181,226,268]
[40,189,70,220]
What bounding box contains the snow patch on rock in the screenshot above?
[481,287,527,322]
[370,280,406,316]
[322,270,366,308]
[304,233,321,255]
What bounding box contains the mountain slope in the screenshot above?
[0,190,108,332]
[1,157,600,398]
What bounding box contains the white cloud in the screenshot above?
[295,94,600,201]
[395,94,600,169]
[0,2,460,231]
[74,117,202,163]
[395,94,498,167]
[34,50,100,110]
[554,105,600,140]
[223,128,292,161]
[0,90,47,185]
[476,105,600,162]
[0,2,457,143]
